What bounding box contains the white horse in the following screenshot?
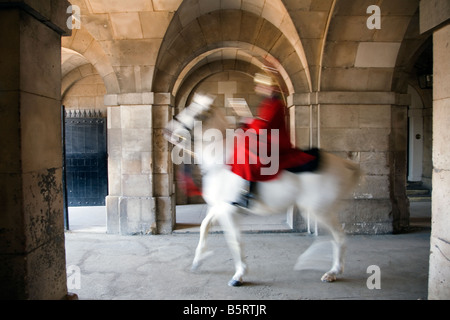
[164,94,362,286]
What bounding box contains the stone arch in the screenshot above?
[61,47,108,116]
[61,48,91,98]
[173,44,294,101]
[154,1,310,220]
[153,6,311,94]
[392,11,433,94]
[61,48,102,98]
[61,26,119,94]
[321,0,420,92]
[174,59,261,109]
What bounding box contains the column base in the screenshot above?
[106,196,157,235]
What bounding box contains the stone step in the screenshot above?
[409,196,431,202]
[406,189,431,196]
[406,182,431,202]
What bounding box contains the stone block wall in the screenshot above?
[105,93,175,235]
[289,91,410,234]
[62,73,107,115]
[428,22,450,300]
[0,0,70,299]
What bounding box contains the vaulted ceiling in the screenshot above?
[62,0,423,98]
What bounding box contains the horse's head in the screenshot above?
[164,93,215,147]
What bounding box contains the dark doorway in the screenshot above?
[63,109,108,207]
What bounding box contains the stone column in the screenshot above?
[0,1,70,299]
[287,95,315,232]
[420,0,450,300]
[287,94,317,150]
[390,103,409,233]
[105,93,155,235]
[105,92,174,235]
[429,23,450,300]
[288,91,409,235]
[153,93,175,234]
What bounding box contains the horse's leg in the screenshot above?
[216,204,247,287]
[192,207,216,270]
[314,208,346,282]
[322,226,346,282]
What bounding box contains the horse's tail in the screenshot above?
[318,150,364,197]
[341,157,364,195]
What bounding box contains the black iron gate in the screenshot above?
[64,109,107,207]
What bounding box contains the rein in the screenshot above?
[169,105,218,159]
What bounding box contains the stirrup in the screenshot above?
[231,181,256,208]
[232,193,251,208]
[232,190,255,208]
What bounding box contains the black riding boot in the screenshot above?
[232,180,256,208]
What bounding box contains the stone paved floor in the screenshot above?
[65,229,430,300]
[65,202,431,300]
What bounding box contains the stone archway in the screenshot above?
[152,2,312,232]
[57,0,431,236]
[153,8,311,95]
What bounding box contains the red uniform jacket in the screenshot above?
[230,96,315,182]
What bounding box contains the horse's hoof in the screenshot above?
[321,273,337,282]
[191,263,200,272]
[228,279,243,287]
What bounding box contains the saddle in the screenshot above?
[232,148,321,209]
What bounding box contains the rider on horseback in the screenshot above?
[231,68,318,208]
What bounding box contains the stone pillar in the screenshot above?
[105,93,155,235]
[420,0,450,300]
[287,95,314,232]
[288,91,409,235]
[429,23,450,300]
[287,94,316,150]
[390,103,409,233]
[0,1,70,299]
[153,93,175,234]
[105,92,174,235]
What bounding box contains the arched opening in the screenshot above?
[61,48,109,233]
[406,39,433,228]
[153,4,311,232]
[173,68,294,232]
